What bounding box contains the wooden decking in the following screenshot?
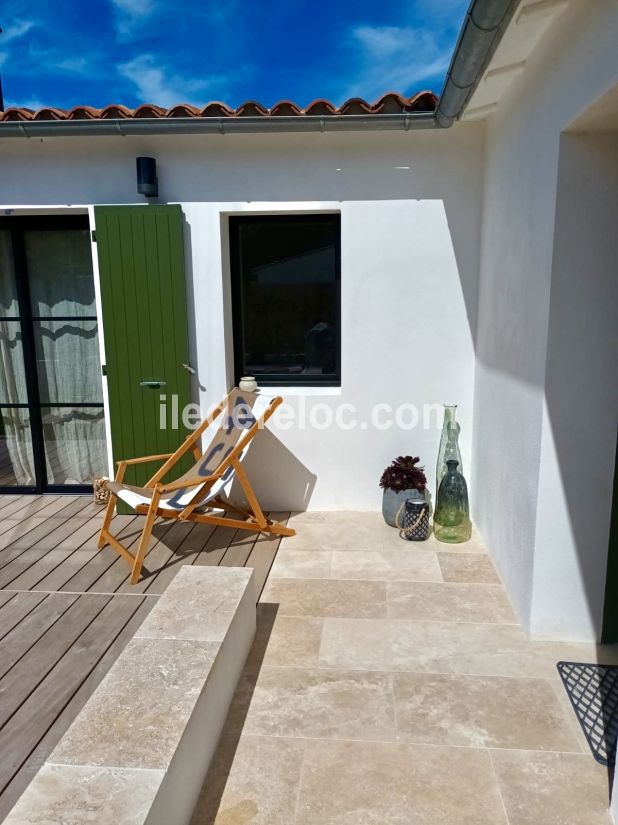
[0,493,288,821]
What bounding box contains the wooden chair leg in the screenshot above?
[130,489,161,584]
[98,462,126,549]
[232,458,268,529]
[97,491,117,549]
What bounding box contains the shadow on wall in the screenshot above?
[472,108,618,644]
[230,427,317,512]
[536,131,618,640]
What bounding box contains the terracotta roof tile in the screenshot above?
[32,107,67,121]
[235,100,270,117]
[67,106,101,120]
[0,91,437,122]
[270,100,303,116]
[304,99,339,116]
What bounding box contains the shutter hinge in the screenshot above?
[101,364,107,376]
[91,230,97,242]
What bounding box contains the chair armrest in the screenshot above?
[116,453,174,466]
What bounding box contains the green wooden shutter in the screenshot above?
[95,205,193,508]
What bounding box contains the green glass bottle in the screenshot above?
[434,459,472,543]
[436,404,463,503]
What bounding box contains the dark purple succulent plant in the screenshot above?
[379,456,427,492]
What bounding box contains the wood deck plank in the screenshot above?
[0,591,17,614]
[0,594,142,806]
[140,523,217,594]
[0,592,48,647]
[244,512,290,597]
[0,499,31,521]
[119,520,195,594]
[0,594,110,729]
[0,497,58,521]
[0,596,155,820]
[0,501,90,573]
[4,520,103,592]
[0,517,94,589]
[193,522,241,567]
[88,518,177,594]
[0,594,79,680]
[4,496,71,522]
[0,497,25,514]
[57,515,138,593]
[0,520,50,554]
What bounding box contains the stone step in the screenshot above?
[4,566,256,825]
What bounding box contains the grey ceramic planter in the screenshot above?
[382,488,426,528]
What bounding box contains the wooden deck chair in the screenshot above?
[97,388,296,584]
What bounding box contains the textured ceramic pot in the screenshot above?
[382,487,426,528]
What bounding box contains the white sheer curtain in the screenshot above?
[0,231,34,486]
[26,229,107,485]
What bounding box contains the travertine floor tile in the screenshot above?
[330,548,442,581]
[319,619,393,671]
[318,618,614,681]
[387,581,517,623]
[295,739,507,825]
[50,638,220,770]
[261,578,387,619]
[283,512,386,550]
[393,672,581,751]
[269,549,333,579]
[244,667,396,741]
[256,610,323,668]
[437,552,500,583]
[190,735,304,825]
[3,764,163,825]
[491,749,612,825]
[381,523,488,553]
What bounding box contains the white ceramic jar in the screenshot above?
[239,376,258,392]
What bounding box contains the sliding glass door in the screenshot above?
[0,216,107,492]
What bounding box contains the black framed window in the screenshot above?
[229,214,341,386]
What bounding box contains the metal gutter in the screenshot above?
[0,0,518,138]
[0,112,436,138]
[436,0,520,127]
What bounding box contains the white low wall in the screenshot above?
[0,125,484,511]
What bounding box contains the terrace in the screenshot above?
[0,495,615,823]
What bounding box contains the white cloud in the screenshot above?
[2,20,35,42]
[110,0,156,36]
[5,97,44,110]
[111,0,154,13]
[339,23,452,101]
[0,19,36,78]
[118,54,227,107]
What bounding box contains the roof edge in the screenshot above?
[0,1,521,138]
[436,0,521,127]
[0,111,437,138]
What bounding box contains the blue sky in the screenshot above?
[0,0,468,111]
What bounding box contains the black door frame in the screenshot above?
[0,215,103,494]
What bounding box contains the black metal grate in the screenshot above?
[557,661,618,765]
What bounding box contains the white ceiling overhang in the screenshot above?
[462,0,571,121]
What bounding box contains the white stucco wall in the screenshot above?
[472,0,618,640]
[0,126,484,511]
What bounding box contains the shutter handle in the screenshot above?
[140,380,166,389]
[182,363,196,375]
